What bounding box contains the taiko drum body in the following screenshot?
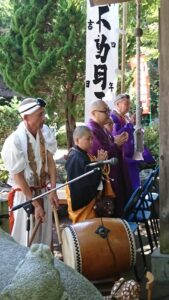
[62,218,136,281]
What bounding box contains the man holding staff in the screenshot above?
[1,98,59,247]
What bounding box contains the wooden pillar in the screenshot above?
[159,0,169,254]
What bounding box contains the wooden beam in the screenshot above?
[160,0,169,254]
[90,0,131,6]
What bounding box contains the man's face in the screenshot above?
[117,98,130,115]
[93,103,110,126]
[76,133,93,152]
[25,107,45,131]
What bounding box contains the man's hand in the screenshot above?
[33,201,46,222]
[97,149,108,161]
[130,113,136,125]
[48,191,59,209]
[47,151,59,209]
[114,132,128,147]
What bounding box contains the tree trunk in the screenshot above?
[65,109,76,149]
[65,85,76,149]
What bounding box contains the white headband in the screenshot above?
[18,101,42,118]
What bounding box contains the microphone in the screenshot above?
[87,157,118,167]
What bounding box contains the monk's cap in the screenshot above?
[18,98,46,117]
[114,93,130,105]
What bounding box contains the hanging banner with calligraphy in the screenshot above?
[85,1,119,121]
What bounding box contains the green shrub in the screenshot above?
[56,163,67,183]
[0,97,20,183]
[0,158,8,183]
[56,131,67,148]
[0,97,20,151]
[144,124,159,161]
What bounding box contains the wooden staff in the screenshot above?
[146,271,154,300]
[52,207,62,247]
[28,219,41,247]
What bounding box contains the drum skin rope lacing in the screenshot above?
[67,225,82,274]
[122,219,136,267]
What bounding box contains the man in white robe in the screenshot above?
[1,98,59,247]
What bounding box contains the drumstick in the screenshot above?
[28,219,41,247]
[53,207,62,246]
[146,271,154,300]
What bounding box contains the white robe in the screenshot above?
[1,122,57,247]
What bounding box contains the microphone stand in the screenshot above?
[23,201,34,247]
[11,167,101,247]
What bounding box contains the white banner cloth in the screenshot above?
[85,1,119,121]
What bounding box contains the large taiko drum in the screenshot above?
[61,218,136,281]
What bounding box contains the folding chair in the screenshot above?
[142,166,159,194]
[123,186,154,271]
[145,166,159,211]
[140,167,159,231]
[141,176,159,245]
[123,187,147,269]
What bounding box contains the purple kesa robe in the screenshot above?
[111,110,155,190]
[88,119,132,217]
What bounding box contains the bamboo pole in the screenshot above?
[121,2,128,93]
[28,219,41,247]
[135,0,142,128]
[53,207,62,247]
[134,0,144,155]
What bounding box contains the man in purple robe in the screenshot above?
[87,100,132,217]
[110,93,155,190]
